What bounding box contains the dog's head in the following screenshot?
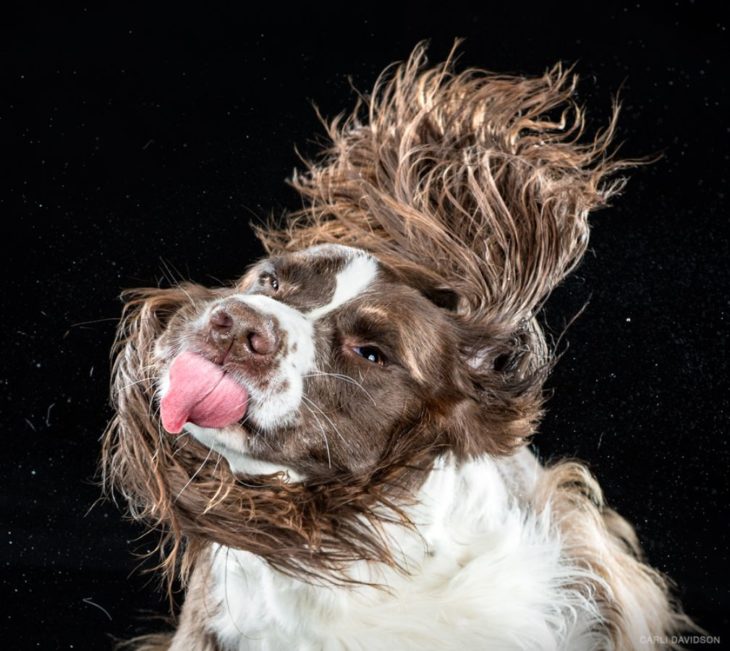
[119,243,535,483]
[102,41,627,581]
[148,244,497,478]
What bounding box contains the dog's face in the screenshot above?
[150,244,467,479]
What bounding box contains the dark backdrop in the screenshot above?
[3,3,728,649]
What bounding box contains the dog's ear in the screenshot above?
[256,41,633,452]
[100,284,211,530]
[259,39,632,334]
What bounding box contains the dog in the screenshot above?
[102,41,693,650]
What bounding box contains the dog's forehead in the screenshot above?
[257,243,383,317]
[283,243,377,276]
[305,248,380,320]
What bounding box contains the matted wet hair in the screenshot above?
[101,40,631,595]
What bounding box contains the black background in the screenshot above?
[3,3,728,649]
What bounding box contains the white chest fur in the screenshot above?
[206,453,608,651]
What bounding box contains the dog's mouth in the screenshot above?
[160,351,249,434]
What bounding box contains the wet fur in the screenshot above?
[102,41,693,649]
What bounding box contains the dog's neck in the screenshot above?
[200,451,607,651]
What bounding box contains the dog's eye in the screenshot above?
[352,345,385,366]
[259,272,279,291]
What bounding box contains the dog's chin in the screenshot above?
[182,422,305,482]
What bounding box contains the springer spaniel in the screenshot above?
[102,42,693,650]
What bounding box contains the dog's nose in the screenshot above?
[208,302,280,362]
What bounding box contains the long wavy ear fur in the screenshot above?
[257,41,633,449]
[101,284,215,594]
[260,39,629,318]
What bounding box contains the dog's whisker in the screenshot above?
[174,445,214,502]
[176,282,199,310]
[301,395,347,448]
[301,399,332,469]
[303,370,378,405]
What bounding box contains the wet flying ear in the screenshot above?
[118,283,215,337]
[102,282,213,526]
[421,286,459,311]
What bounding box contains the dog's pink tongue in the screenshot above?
[160,351,248,434]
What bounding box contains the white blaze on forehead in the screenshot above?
[307,250,379,321]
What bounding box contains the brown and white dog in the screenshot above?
[102,42,693,650]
